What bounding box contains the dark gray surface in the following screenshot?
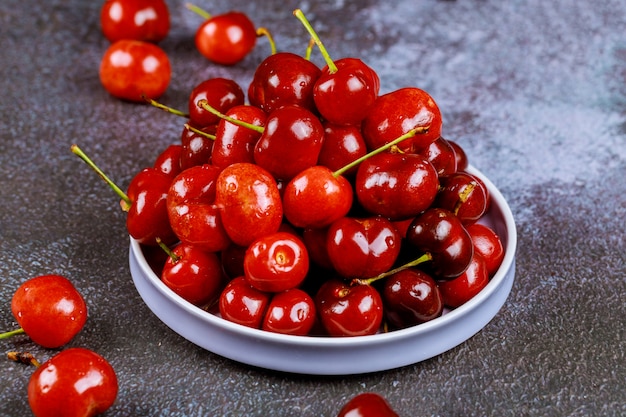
[1,0,625,416]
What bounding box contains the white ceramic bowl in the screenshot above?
[129,165,517,375]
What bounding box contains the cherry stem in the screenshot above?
[0,328,26,340]
[70,145,132,209]
[7,351,41,368]
[332,125,430,178]
[186,3,211,19]
[144,96,190,118]
[184,123,216,140]
[156,238,179,263]
[197,100,265,134]
[352,252,433,286]
[304,37,315,61]
[256,27,277,55]
[293,9,338,73]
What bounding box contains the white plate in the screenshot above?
[129,165,517,375]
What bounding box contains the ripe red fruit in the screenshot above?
[244,232,310,293]
[316,279,383,337]
[419,136,458,176]
[219,276,271,329]
[318,123,368,176]
[194,11,257,65]
[362,87,442,153]
[179,124,214,170]
[28,348,118,417]
[188,77,245,129]
[466,223,505,277]
[383,269,443,329]
[248,52,321,114]
[337,392,399,417]
[437,252,490,308]
[11,275,87,349]
[153,144,183,179]
[262,288,316,336]
[355,152,440,221]
[100,0,170,43]
[211,105,267,169]
[435,171,488,224]
[215,162,283,247]
[161,243,224,307]
[99,39,171,102]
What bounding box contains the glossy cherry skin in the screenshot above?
[315,279,383,337]
[437,252,489,308]
[244,232,309,293]
[125,167,178,246]
[219,276,270,329]
[11,275,87,349]
[448,139,469,171]
[326,216,401,279]
[318,122,368,176]
[254,105,325,181]
[466,223,505,277]
[337,393,399,417]
[301,227,334,270]
[99,39,170,102]
[362,87,442,153]
[406,208,474,279]
[435,171,487,225]
[383,269,443,329]
[28,348,118,417]
[153,143,183,179]
[188,77,245,129]
[215,162,284,247]
[262,288,316,336]
[100,0,170,43]
[313,58,379,126]
[418,136,458,176]
[248,52,321,114]
[355,152,440,221]
[195,11,257,66]
[166,164,231,252]
[179,124,214,170]
[161,243,224,307]
[282,165,354,229]
[211,105,266,169]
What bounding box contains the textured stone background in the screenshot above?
[1,0,624,416]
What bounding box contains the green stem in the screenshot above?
[352,253,433,286]
[70,144,132,208]
[256,27,277,55]
[144,97,190,118]
[0,328,26,340]
[332,125,430,178]
[186,3,211,19]
[156,238,179,263]
[293,9,338,73]
[184,123,216,140]
[197,100,265,134]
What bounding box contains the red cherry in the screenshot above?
[355,152,440,221]
[262,288,316,336]
[215,162,284,247]
[248,52,321,114]
[337,392,399,417]
[448,139,469,171]
[326,216,402,279]
[179,124,214,170]
[219,276,270,329]
[194,11,257,65]
[125,167,177,246]
[188,77,245,129]
[100,0,170,43]
[10,275,87,349]
[315,279,383,337]
[383,269,443,329]
[418,136,458,176]
[153,144,183,179]
[166,164,231,252]
[437,252,490,308]
[405,208,474,279]
[253,105,325,181]
[362,87,442,153]
[244,232,310,293]
[211,105,266,169]
[99,39,171,102]
[28,348,118,417]
[435,171,488,224]
[301,227,334,270]
[161,243,224,307]
[466,223,505,277]
[282,165,354,229]
[318,122,368,176]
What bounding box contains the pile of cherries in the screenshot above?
[88,5,506,340]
